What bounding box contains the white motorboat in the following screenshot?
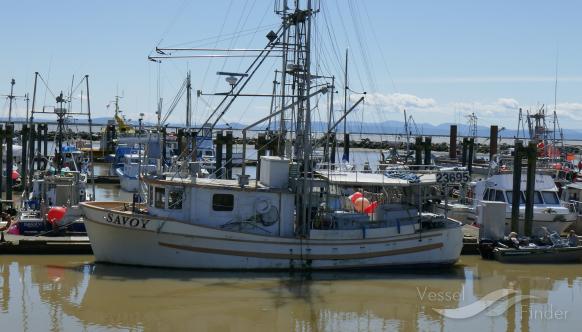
[436,173,576,234]
[115,154,157,192]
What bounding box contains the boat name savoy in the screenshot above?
[106,213,151,229]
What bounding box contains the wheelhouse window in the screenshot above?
[533,191,543,204]
[168,189,184,210]
[212,194,234,211]
[495,190,506,202]
[542,191,560,205]
[484,188,496,201]
[506,191,526,204]
[483,188,489,201]
[155,187,165,208]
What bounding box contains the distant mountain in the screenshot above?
[3,116,582,140]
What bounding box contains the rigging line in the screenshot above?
[553,47,559,113]
[319,1,344,74]
[234,61,278,126]
[346,1,373,97]
[235,0,262,71]
[360,1,397,92]
[42,56,53,107]
[154,0,190,49]
[205,0,253,114]
[352,6,377,95]
[198,0,234,111]
[36,73,57,100]
[68,76,88,101]
[161,78,187,125]
[166,38,282,172]
[201,24,286,134]
[162,23,278,49]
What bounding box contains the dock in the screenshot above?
[461,224,480,255]
[89,175,120,184]
[0,234,92,255]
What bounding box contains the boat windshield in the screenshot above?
[542,191,560,205]
[533,191,543,204]
[506,191,525,204]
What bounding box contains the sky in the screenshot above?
[1,0,582,133]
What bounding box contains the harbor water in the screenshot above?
[1,152,580,332]
[1,255,581,331]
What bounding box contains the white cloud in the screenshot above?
[496,98,519,109]
[358,92,437,111]
[396,76,582,84]
[554,102,582,122]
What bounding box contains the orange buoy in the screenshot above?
[47,206,67,224]
[353,197,370,212]
[349,192,363,203]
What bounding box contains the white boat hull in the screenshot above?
[434,204,575,234]
[82,202,463,270]
[119,176,139,192]
[116,168,139,192]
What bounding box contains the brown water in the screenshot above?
[0,256,581,332]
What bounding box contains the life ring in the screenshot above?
[255,199,271,214]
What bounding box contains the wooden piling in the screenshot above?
[423,136,432,165]
[414,137,423,166]
[467,138,474,174]
[215,131,224,179]
[5,124,13,202]
[191,131,198,162]
[225,131,233,179]
[524,142,537,236]
[21,125,28,191]
[42,124,48,157]
[161,127,167,166]
[449,125,457,159]
[342,133,350,162]
[489,125,498,161]
[511,140,523,233]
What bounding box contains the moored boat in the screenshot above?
[82,1,464,270]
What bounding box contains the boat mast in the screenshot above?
[55,92,68,172]
[342,49,349,163]
[278,0,316,234]
[7,79,15,122]
[404,109,409,161]
[343,49,348,136]
[186,71,192,129]
[85,75,96,201]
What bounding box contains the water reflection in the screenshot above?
[0,256,581,331]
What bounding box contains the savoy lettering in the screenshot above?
[106,213,151,229]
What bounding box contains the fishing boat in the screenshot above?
[82,163,463,269]
[82,1,464,270]
[15,76,95,236]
